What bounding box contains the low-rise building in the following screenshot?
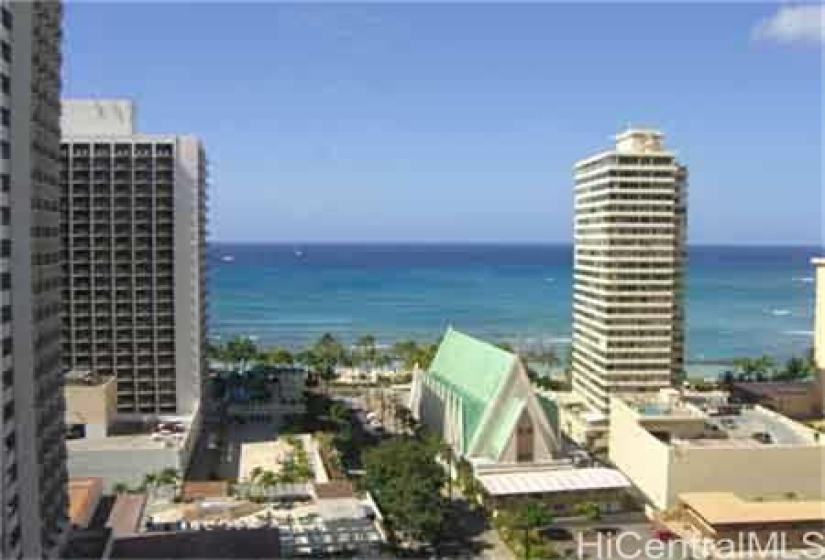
[65,371,118,439]
[665,492,825,556]
[68,412,200,491]
[609,389,825,511]
[730,381,821,420]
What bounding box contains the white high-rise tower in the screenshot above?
[571,129,687,415]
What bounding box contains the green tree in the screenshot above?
[512,501,554,560]
[112,482,128,494]
[364,438,446,546]
[573,502,602,521]
[262,346,294,367]
[496,341,515,352]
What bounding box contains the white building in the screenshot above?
[572,128,687,416]
[60,99,207,416]
[0,2,69,558]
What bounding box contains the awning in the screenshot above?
[477,467,630,497]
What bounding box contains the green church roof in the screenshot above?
[426,328,517,452]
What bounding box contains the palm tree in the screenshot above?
[355,335,377,369]
[226,336,258,372]
[113,482,128,494]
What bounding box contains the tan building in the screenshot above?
[666,492,825,555]
[64,372,117,439]
[609,390,825,511]
[572,129,687,416]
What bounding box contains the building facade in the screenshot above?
[1,2,69,558]
[813,258,825,414]
[60,100,207,416]
[608,391,825,511]
[572,129,687,415]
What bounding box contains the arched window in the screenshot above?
[516,410,534,462]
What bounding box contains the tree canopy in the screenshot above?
[363,438,446,544]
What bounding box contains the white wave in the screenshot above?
[784,330,814,337]
[793,276,814,283]
[544,277,555,283]
[770,309,792,316]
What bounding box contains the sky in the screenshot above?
[63,2,823,245]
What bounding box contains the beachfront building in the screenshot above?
[814,258,825,414]
[0,2,70,558]
[60,99,207,416]
[410,328,632,516]
[608,389,825,512]
[571,129,687,417]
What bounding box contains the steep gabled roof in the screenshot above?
[427,328,517,450]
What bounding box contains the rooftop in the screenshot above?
[66,370,113,387]
[680,492,825,526]
[426,327,516,450]
[68,418,192,451]
[732,381,813,397]
[69,478,104,528]
[106,493,148,538]
[109,528,281,559]
[477,467,630,497]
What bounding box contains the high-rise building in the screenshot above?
[571,129,687,415]
[813,258,825,413]
[0,2,69,558]
[60,100,207,416]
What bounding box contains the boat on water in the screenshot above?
[221,255,235,262]
[294,249,304,258]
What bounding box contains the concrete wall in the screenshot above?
[173,137,205,415]
[610,398,825,510]
[815,259,825,371]
[68,447,184,492]
[65,379,117,439]
[609,399,672,509]
[666,444,825,507]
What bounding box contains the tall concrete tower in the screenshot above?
[60,99,207,416]
[0,2,69,558]
[571,129,687,415]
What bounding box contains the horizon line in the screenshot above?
[207,239,823,248]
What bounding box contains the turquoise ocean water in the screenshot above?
[208,243,818,363]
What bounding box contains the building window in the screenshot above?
[0,73,8,94]
[516,410,534,463]
[1,7,11,30]
[1,41,10,63]
[0,141,9,159]
[0,107,8,127]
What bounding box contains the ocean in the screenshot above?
[208,243,818,363]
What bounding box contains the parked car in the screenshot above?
[593,527,621,537]
[539,527,574,541]
[653,529,679,542]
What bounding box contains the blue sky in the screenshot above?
[63,3,822,244]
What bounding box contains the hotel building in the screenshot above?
[571,129,687,415]
[60,100,207,416]
[0,2,70,558]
